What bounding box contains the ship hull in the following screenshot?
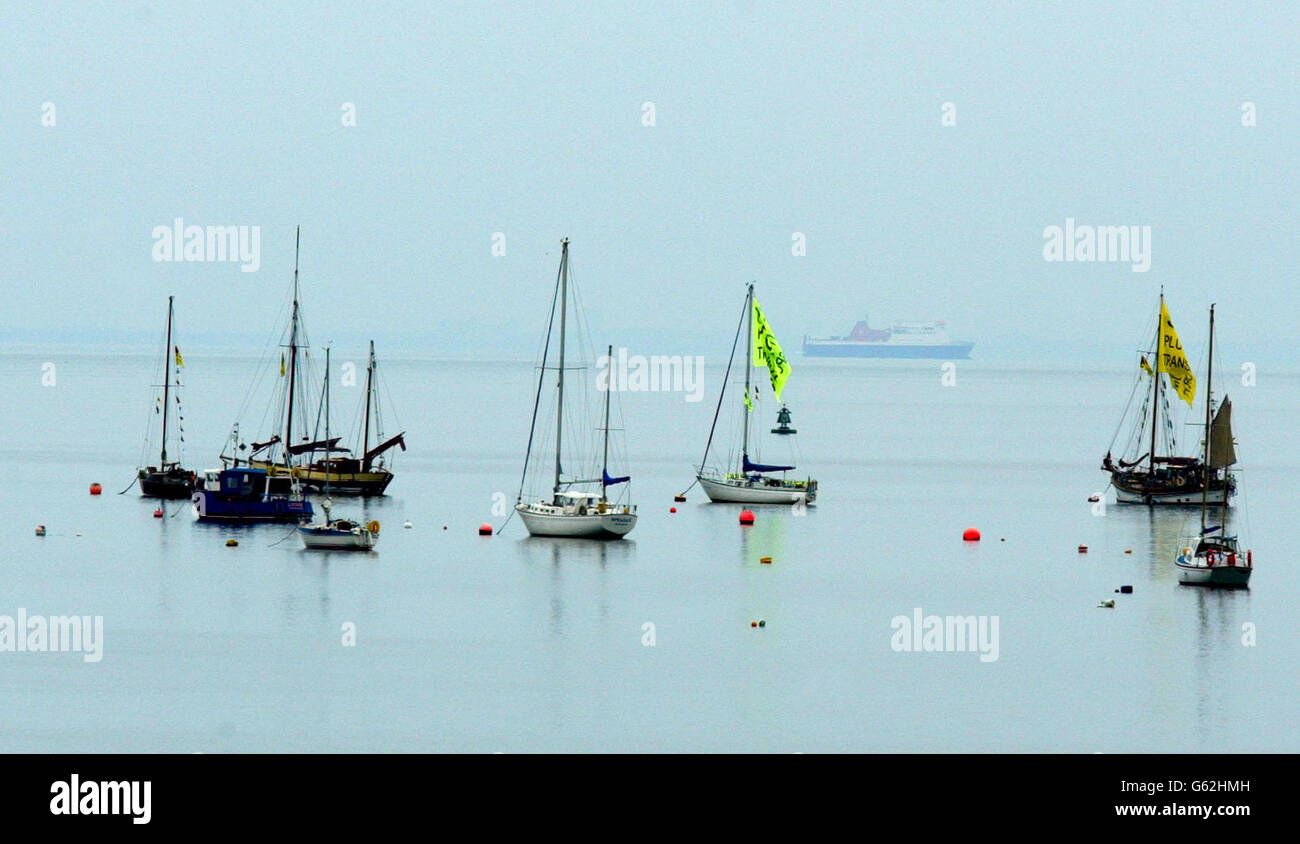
[697,474,815,504]
[1175,557,1251,588]
[139,470,195,499]
[802,340,974,359]
[251,461,394,496]
[192,490,313,524]
[516,505,636,539]
[299,526,377,550]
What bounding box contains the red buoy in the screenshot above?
[1078,544,1088,553]
[89,483,102,495]
[962,527,980,541]
[478,524,493,536]
[739,509,755,525]
[751,621,757,628]
[153,509,163,518]
[669,507,677,513]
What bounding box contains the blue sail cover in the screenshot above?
[603,469,630,486]
[743,454,794,473]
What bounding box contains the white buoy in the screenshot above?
[404,521,413,529]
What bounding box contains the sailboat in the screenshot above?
[299,347,379,550]
[285,341,405,495]
[193,229,313,524]
[137,295,196,498]
[514,238,637,539]
[692,283,817,504]
[1175,304,1252,587]
[1102,289,1233,505]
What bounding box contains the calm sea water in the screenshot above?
[1,350,1296,752]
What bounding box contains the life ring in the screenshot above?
[1206,551,1216,567]
[366,520,380,534]
[1227,552,1237,566]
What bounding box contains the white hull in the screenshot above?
[299,526,377,550]
[1115,486,1229,506]
[697,474,814,505]
[517,504,636,539]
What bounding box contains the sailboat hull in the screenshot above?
[697,474,815,504]
[299,525,377,550]
[516,505,636,539]
[1175,557,1252,587]
[139,469,195,499]
[1114,485,1230,506]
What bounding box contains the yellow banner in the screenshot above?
[1139,355,1153,375]
[174,347,184,368]
[752,297,790,401]
[1158,301,1196,406]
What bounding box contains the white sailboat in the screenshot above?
[514,238,637,539]
[299,347,380,550]
[1174,304,1251,587]
[692,283,817,504]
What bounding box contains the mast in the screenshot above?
[284,226,301,470]
[1149,286,1162,470]
[362,340,375,470]
[553,237,569,495]
[160,295,174,466]
[742,282,753,462]
[1201,304,1214,534]
[323,346,332,499]
[602,343,612,500]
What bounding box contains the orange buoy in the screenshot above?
[89,483,102,495]
[962,527,980,541]
[225,539,238,547]
[739,509,755,525]
[478,524,493,536]
[750,621,757,627]
[669,507,677,513]
[153,509,163,518]
[1124,549,1132,554]
[760,556,772,564]
[1078,544,1088,553]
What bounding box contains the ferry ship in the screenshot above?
[802,317,973,359]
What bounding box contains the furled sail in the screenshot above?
[602,469,630,486]
[1209,396,1236,467]
[743,453,794,473]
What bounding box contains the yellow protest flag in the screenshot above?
[174,347,184,368]
[280,353,286,377]
[752,297,791,401]
[1158,301,1196,406]
[1139,355,1153,375]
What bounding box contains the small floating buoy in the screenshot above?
[35,525,46,537]
[1078,544,1088,553]
[739,509,755,525]
[1124,549,1132,554]
[669,507,677,513]
[1000,537,1006,542]
[1119,585,1133,594]
[89,483,102,495]
[760,556,772,564]
[225,539,238,547]
[1087,494,1100,503]
[1097,599,1115,608]
[758,619,766,627]
[153,509,163,518]
[673,495,686,503]
[478,524,493,536]
[962,527,980,542]
[404,521,413,529]
[751,621,757,628]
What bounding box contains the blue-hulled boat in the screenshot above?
[192,467,313,523]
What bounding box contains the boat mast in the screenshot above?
[553,237,570,495]
[284,226,302,470]
[602,343,612,501]
[160,295,174,466]
[1149,286,1162,470]
[742,282,753,463]
[1201,304,1214,535]
[324,346,332,498]
[362,339,375,471]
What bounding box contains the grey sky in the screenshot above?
[2,1,1294,364]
